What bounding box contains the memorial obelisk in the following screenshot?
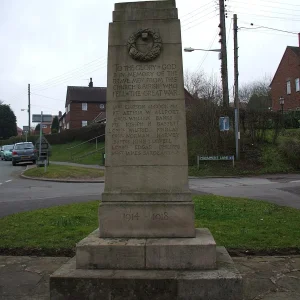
[50,1,242,299]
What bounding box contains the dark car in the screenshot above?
[12,142,37,166]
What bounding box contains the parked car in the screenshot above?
[1,144,14,161]
[12,142,37,166]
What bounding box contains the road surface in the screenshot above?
[1,160,300,218]
[0,161,103,217]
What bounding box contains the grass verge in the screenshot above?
[23,164,104,179]
[0,195,299,256]
[50,141,105,165]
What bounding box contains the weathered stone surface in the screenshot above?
[104,166,189,193]
[50,247,242,300]
[115,0,176,11]
[146,228,216,270]
[99,202,195,238]
[113,8,178,21]
[108,19,181,46]
[75,228,216,270]
[76,230,146,270]
[102,192,191,202]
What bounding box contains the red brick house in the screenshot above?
[271,34,300,111]
[63,79,107,130]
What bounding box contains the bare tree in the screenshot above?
[184,70,222,104]
[239,75,272,103]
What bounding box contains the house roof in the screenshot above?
[270,46,300,87]
[288,46,300,57]
[66,86,106,106]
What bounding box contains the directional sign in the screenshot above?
[219,116,230,131]
[32,114,53,123]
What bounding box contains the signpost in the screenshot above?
[197,155,235,168]
[23,126,29,142]
[32,112,52,170]
[32,114,53,123]
[219,116,230,131]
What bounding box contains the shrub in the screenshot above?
[279,138,300,169]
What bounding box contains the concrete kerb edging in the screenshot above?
[20,165,105,183]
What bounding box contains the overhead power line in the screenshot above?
[32,56,106,88]
[230,0,300,12]
[239,24,298,35]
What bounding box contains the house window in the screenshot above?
[296,78,300,92]
[287,81,291,95]
[82,120,88,127]
[67,123,69,129]
[82,103,88,111]
[42,125,47,129]
[100,104,105,109]
[68,104,70,113]
[65,106,68,113]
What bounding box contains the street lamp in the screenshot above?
[184,47,221,53]
[279,97,284,114]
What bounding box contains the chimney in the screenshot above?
[58,111,62,118]
[89,78,93,88]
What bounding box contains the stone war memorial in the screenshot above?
[50,0,243,299]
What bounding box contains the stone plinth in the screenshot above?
[76,228,216,270]
[99,202,195,238]
[50,247,242,300]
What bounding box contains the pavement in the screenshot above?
[0,255,299,299]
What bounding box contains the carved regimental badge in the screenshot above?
[127,28,162,62]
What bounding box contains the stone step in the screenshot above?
[76,228,216,270]
[50,247,242,300]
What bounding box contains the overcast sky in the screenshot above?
[0,0,299,128]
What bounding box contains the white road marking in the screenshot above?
[290,180,300,183]
[5,180,12,183]
[0,183,2,185]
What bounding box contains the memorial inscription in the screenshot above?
[108,101,183,158]
[112,63,179,99]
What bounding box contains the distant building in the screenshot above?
[63,78,107,130]
[270,34,300,111]
[17,127,23,136]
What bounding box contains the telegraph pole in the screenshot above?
[219,0,229,107]
[28,84,31,135]
[233,14,240,160]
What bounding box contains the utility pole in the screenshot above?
[28,84,31,135]
[219,0,230,107]
[233,14,240,160]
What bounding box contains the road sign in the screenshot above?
[219,116,230,131]
[197,155,235,168]
[23,126,29,132]
[32,114,52,123]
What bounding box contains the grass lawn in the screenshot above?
[0,195,299,256]
[50,141,105,165]
[23,164,104,179]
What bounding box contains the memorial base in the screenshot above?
[99,202,195,238]
[50,247,243,300]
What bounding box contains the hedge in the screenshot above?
[0,123,105,146]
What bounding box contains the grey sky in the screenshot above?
[0,0,299,128]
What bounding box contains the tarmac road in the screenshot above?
[1,160,300,218]
[0,160,103,218]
